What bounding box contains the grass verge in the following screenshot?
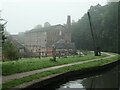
[2,54,119,90]
[2,52,107,75]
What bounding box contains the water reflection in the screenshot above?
[59,80,84,88]
[58,63,120,89]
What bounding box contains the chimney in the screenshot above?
[67,15,71,30]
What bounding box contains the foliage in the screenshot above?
[2,41,20,60]
[44,22,51,27]
[71,2,118,52]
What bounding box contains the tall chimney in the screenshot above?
[65,15,71,42]
[67,15,71,30]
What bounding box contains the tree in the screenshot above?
[2,41,20,60]
[71,2,118,52]
[34,24,42,29]
[0,24,7,43]
[44,22,51,27]
[107,0,119,3]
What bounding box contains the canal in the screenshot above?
[22,60,120,89]
[57,61,120,89]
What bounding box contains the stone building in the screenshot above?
[25,30,47,56]
[24,15,75,56]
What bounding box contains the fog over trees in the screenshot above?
[71,2,118,52]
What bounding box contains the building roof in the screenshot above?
[25,24,66,34]
[53,39,75,49]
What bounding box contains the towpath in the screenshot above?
[3,52,114,83]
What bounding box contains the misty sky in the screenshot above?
[0,0,107,34]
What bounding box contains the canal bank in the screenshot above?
[20,58,120,89]
[3,53,119,90]
[57,60,120,89]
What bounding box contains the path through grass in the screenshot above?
[2,52,107,75]
[2,53,119,90]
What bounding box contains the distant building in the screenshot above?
[24,16,75,56]
[25,30,47,56]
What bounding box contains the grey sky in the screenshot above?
[1,0,107,34]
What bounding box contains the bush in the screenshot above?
[2,41,20,61]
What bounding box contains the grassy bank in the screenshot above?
[2,52,107,75]
[2,54,119,90]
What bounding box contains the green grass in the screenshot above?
[2,54,119,90]
[2,52,107,75]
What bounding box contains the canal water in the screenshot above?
[57,62,120,89]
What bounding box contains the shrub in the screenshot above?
[2,41,20,61]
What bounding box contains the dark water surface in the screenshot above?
[57,62,120,89]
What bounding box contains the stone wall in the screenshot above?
[46,25,66,47]
[24,31,47,53]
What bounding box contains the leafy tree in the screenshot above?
[71,2,118,53]
[2,41,20,60]
[44,22,51,27]
[34,24,42,29]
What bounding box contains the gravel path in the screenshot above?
[2,52,114,83]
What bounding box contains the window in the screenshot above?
[59,31,62,36]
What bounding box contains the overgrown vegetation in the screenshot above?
[2,54,119,90]
[2,52,107,75]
